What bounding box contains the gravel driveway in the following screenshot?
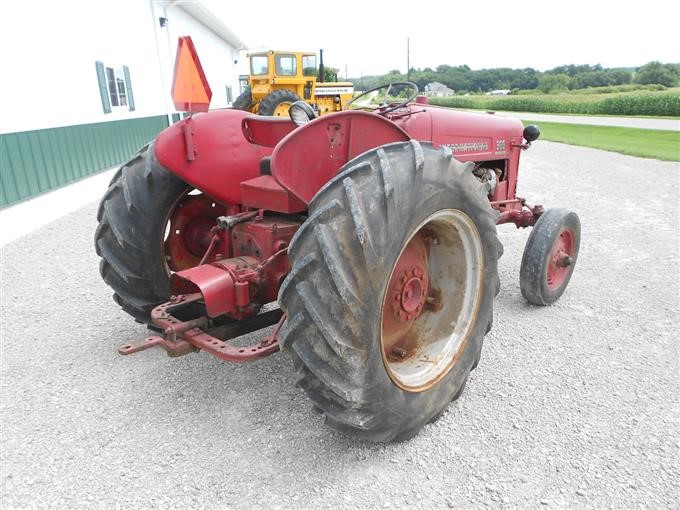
[1,141,678,508]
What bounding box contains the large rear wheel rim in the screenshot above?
[380,209,484,392]
[272,102,292,116]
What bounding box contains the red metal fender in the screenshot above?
[271,111,410,204]
[155,110,271,205]
[241,116,296,148]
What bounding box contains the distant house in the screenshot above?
[424,82,455,97]
[486,89,512,96]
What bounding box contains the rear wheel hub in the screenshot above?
[380,209,484,392]
[401,275,425,314]
[383,235,429,353]
[273,102,292,117]
[164,193,226,272]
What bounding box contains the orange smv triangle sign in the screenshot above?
[171,36,212,112]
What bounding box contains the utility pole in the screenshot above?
[406,37,410,82]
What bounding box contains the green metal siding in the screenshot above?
[171,113,189,124]
[0,115,169,208]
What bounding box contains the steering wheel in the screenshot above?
[346,82,419,115]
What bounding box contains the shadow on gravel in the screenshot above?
[107,325,410,456]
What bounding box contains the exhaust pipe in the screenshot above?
[318,49,325,83]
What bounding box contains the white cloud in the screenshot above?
[204,0,679,76]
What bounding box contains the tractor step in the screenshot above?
[118,296,285,363]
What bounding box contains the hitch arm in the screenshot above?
[118,300,285,363]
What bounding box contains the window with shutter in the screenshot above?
[96,62,135,113]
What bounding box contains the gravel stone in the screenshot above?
[1,141,678,508]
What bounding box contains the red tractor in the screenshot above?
[95,37,580,442]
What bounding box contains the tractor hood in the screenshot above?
[394,105,525,163]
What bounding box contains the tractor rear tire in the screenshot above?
[94,143,191,323]
[279,141,501,442]
[520,208,580,305]
[258,89,301,116]
[232,86,252,111]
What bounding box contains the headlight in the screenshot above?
[523,124,540,142]
[289,101,316,126]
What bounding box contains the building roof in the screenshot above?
[425,82,454,92]
[171,1,247,50]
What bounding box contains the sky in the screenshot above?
[205,0,679,78]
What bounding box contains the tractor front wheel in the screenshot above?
[258,89,301,116]
[520,208,581,305]
[279,141,501,442]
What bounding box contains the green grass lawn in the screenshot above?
[525,121,680,161]
[512,111,680,120]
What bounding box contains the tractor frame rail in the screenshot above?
[119,293,284,362]
[493,198,545,228]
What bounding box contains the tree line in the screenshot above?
[346,62,680,93]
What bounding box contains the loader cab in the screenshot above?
[245,50,353,115]
[248,51,315,80]
[301,54,317,77]
[247,51,317,102]
[249,54,270,76]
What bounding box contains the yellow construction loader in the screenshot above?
[233,50,354,116]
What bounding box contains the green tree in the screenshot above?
[315,66,338,82]
[635,61,678,87]
[549,64,602,77]
[605,69,633,85]
[573,71,610,88]
[538,73,572,93]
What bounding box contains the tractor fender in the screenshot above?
[241,116,296,147]
[271,110,410,204]
[155,109,271,205]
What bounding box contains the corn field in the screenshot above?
[429,90,680,116]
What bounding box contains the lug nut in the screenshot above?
[429,235,439,245]
[392,346,407,359]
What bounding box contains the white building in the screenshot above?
[0,0,246,207]
[424,82,455,97]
